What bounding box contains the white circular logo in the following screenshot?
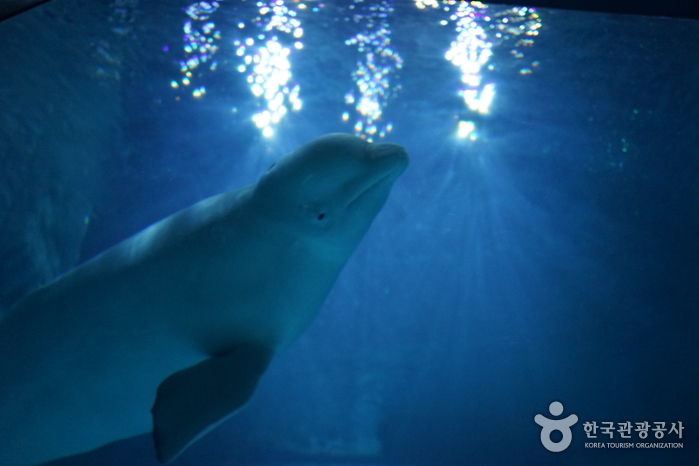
[534,401,578,452]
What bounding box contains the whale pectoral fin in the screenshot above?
[151,343,274,463]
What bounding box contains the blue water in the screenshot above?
[1,1,698,465]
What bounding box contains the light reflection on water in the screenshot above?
[171,1,542,141]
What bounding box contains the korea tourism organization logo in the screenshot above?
[534,401,578,452]
[534,401,685,452]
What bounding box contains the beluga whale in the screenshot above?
[0,133,409,465]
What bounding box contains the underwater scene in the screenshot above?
[0,0,698,465]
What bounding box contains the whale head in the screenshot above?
[252,133,409,259]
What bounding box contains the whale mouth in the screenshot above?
[345,177,386,215]
[345,167,404,215]
[345,143,409,212]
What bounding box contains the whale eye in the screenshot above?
[317,213,326,221]
[266,162,276,171]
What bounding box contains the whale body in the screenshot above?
[0,133,409,465]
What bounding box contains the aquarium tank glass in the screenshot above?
[0,0,697,465]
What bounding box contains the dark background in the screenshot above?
[1,1,697,465]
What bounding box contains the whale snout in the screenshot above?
[367,141,410,163]
[343,140,409,218]
[366,141,410,177]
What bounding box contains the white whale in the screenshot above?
[0,133,409,465]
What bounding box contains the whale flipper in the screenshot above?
[152,343,274,463]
